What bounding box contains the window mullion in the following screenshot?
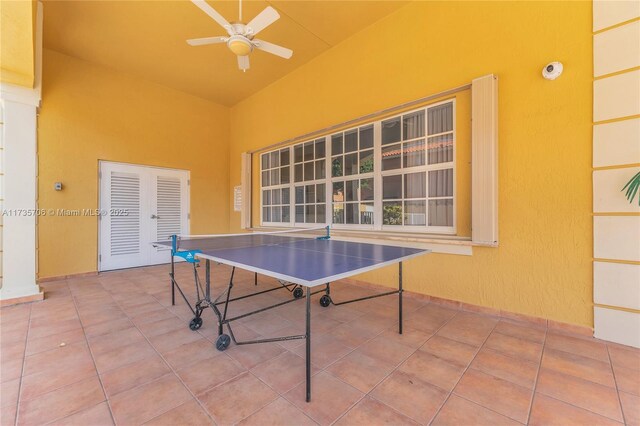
[373,121,383,231]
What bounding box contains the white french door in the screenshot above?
[99,161,189,271]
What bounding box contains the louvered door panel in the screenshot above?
[156,176,182,251]
[110,172,141,255]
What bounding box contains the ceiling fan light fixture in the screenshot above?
[227,36,252,56]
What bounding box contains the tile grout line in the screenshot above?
[335,305,462,425]
[426,315,502,426]
[67,280,118,426]
[12,302,33,426]
[525,324,548,425]
[605,343,628,425]
[114,280,219,425]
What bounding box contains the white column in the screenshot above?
[0,96,41,302]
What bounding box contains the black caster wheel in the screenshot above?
[215,334,231,351]
[189,317,203,331]
[293,287,304,299]
[319,295,332,307]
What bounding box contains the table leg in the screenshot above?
[170,255,175,306]
[306,286,311,402]
[399,262,403,335]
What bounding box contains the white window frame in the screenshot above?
[259,98,457,235]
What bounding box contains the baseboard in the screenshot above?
[0,292,44,307]
[341,278,594,337]
[38,271,98,283]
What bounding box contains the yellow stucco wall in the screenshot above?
[229,1,594,327]
[0,0,36,87]
[38,49,230,278]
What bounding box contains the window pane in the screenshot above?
[261,153,269,170]
[304,141,314,161]
[282,206,290,222]
[272,188,281,205]
[428,199,453,226]
[271,151,280,168]
[360,125,373,149]
[305,205,316,223]
[315,139,325,158]
[280,167,290,184]
[270,169,280,185]
[332,182,344,203]
[263,207,271,222]
[404,200,426,226]
[383,175,402,199]
[346,203,358,224]
[262,170,270,187]
[383,201,402,225]
[316,205,326,223]
[333,203,344,224]
[316,184,326,203]
[360,150,374,174]
[382,117,401,145]
[360,178,374,201]
[403,139,426,168]
[403,111,425,140]
[344,153,358,176]
[304,162,314,181]
[345,180,358,202]
[429,169,453,197]
[294,164,303,182]
[294,144,303,163]
[305,185,315,204]
[295,186,304,204]
[382,144,401,170]
[263,190,271,206]
[282,187,290,204]
[427,134,454,164]
[295,205,304,223]
[272,206,282,222]
[360,202,374,225]
[332,156,343,177]
[345,130,358,153]
[405,172,426,199]
[428,103,453,134]
[331,134,343,155]
[280,149,290,166]
[315,159,326,179]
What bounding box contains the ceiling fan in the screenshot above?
[187,0,293,72]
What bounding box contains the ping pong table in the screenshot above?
[155,226,429,401]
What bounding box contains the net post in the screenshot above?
[398,262,403,335]
[305,286,311,402]
[170,234,177,306]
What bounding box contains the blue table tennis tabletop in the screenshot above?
[156,233,430,287]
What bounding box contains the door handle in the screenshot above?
[151,214,160,219]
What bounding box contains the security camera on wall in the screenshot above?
[542,62,563,80]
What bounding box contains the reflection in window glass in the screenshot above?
[262,171,270,187]
[345,203,358,224]
[262,154,269,170]
[404,172,426,199]
[383,175,402,199]
[427,134,453,164]
[315,140,325,158]
[383,201,402,225]
[271,169,279,186]
[282,206,290,222]
[331,134,343,155]
[360,150,374,174]
[317,205,326,223]
[428,103,453,134]
[382,117,401,145]
[263,207,271,222]
[294,145,303,163]
[429,199,453,226]
[403,111,425,140]
[360,178,374,201]
[272,189,281,205]
[295,205,304,223]
[263,190,271,205]
[315,160,326,180]
[295,186,304,204]
[281,149,290,166]
[304,142,314,162]
[345,130,358,152]
[271,151,280,168]
[282,188,290,204]
[332,182,344,202]
[361,203,374,224]
[344,153,358,176]
[316,184,326,203]
[305,205,315,223]
[428,169,453,197]
[333,203,344,224]
[345,180,358,202]
[403,139,426,168]
[360,125,374,149]
[332,157,343,177]
[280,167,290,184]
[305,185,315,204]
[382,144,401,170]
[304,162,314,181]
[404,200,426,226]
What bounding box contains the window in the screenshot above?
[259,100,456,233]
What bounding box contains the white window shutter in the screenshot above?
[156,176,182,245]
[240,152,252,229]
[110,172,141,255]
[471,74,499,246]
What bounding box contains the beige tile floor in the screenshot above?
[1,263,639,425]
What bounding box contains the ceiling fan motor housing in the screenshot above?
[227,34,253,56]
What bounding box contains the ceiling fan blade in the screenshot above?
[246,6,279,36]
[186,36,227,46]
[238,55,250,71]
[191,0,233,34]
[253,39,293,59]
